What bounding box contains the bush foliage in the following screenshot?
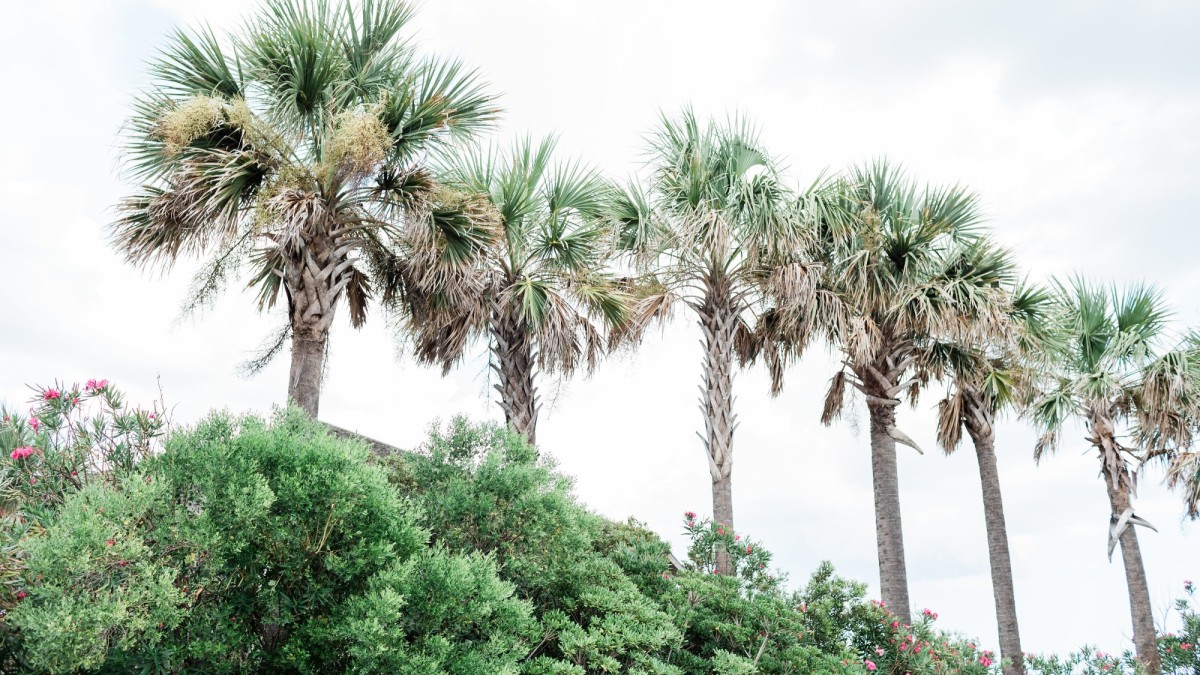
[1,392,1194,673]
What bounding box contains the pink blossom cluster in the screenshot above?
[921,608,938,620]
[85,378,109,393]
[9,446,34,461]
[43,388,61,401]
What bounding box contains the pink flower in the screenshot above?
[716,527,725,535]
[9,446,34,460]
[148,413,156,420]
[43,389,61,401]
[746,545,753,554]
[29,477,36,485]
[85,378,109,393]
[684,511,696,520]
[734,535,741,541]
[16,590,26,600]
[875,647,885,656]
[119,561,128,567]
[29,417,40,432]
[864,659,877,671]
[1182,643,1193,651]
[980,655,993,666]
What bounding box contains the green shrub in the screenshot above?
[395,418,682,674]
[8,409,531,673]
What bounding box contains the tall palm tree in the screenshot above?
[809,161,998,622]
[111,0,499,417]
[613,110,816,574]
[402,136,633,446]
[1032,279,1200,675]
[932,269,1055,675]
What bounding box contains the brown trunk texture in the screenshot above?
[699,282,737,575]
[288,334,326,417]
[966,408,1024,675]
[283,230,350,419]
[1103,465,1162,675]
[491,304,539,447]
[867,401,911,623]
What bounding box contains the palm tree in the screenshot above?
[809,161,998,622]
[932,269,1055,675]
[1031,279,1200,675]
[613,110,816,574]
[111,0,499,417]
[402,136,633,446]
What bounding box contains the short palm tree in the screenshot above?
[112,0,498,417]
[614,110,814,574]
[932,268,1054,675]
[403,136,633,446]
[812,161,997,622]
[1032,279,1200,675]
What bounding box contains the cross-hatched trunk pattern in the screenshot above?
[698,277,738,575]
[285,233,350,418]
[491,302,539,447]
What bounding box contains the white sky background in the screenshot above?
[3,0,1200,657]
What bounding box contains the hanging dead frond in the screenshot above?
[1166,452,1200,518]
[1034,430,1058,463]
[344,265,372,329]
[821,370,848,426]
[936,388,965,454]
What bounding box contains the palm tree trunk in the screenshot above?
[288,333,327,417]
[867,400,911,623]
[1102,465,1162,675]
[284,240,345,418]
[698,283,737,575]
[491,304,538,446]
[965,407,1024,675]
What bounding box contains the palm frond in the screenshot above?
[151,25,244,100]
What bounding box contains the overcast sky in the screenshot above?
[3,0,1200,658]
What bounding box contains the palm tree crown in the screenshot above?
[405,135,632,445]
[112,0,499,416]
